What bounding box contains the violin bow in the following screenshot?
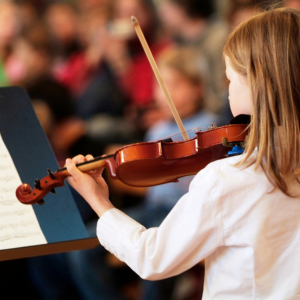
[131,16,189,141]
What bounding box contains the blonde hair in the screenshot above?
[224,7,300,196]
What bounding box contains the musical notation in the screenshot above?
[0,187,15,193]
[0,220,35,230]
[0,175,16,182]
[0,134,47,250]
[0,199,17,206]
[0,231,42,242]
[0,209,30,217]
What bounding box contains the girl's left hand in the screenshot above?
[66,154,114,218]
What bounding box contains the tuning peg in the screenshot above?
[34,179,42,190]
[50,189,56,194]
[36,199,45,205]
[47,168,55,179]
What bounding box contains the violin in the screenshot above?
[16,116,249,205]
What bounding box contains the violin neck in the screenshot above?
[56,154,114,176]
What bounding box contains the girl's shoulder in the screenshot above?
[202,153,247,174]
[191,150,262,191]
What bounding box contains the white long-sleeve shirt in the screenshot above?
[97,151,300,299]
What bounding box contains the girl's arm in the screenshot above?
[66,154,224,280]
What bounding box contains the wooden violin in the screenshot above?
[16,118,249,205]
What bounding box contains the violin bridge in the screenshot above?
[208,123,217,130]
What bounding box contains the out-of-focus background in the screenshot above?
[1,0,299,299]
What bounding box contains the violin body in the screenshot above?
[16,123,248,205]
[114,123,247,186]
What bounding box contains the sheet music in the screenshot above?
[0,134,47,250]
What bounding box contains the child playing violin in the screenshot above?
[66,7,300,299]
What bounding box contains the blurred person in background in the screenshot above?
[157,0,229,116]
[44,2,81,69]
[52,3,116,115]
[142,47,227,222]
[101,0,172,133]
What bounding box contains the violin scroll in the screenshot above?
[16,154,116,205]
[16,171,65,205]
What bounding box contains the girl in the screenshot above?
[65,7,300,299]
